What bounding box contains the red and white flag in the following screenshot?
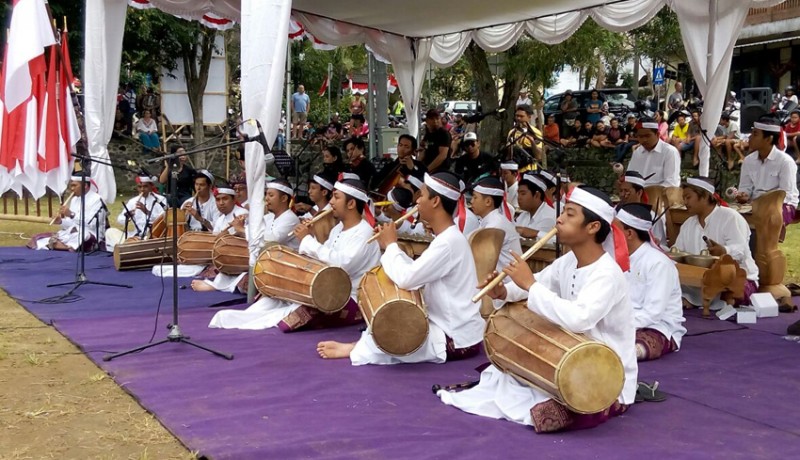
[318,75,329,97]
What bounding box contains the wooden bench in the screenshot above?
[0,190,59,224]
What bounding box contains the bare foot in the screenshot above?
[190,279,215,292]
[316,341,355,359]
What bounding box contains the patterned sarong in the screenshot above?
[635,328,677,361]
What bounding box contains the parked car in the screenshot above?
[438,100,479,116]
[543,88,636,126]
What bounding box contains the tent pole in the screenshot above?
[706,0,717,87]
[286,40,292,156]
[367,51,375,159]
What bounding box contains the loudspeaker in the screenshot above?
[740,87,772,133]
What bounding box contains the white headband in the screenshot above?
[341,172,360,181]
[70,175,89,182]
[334,181,369,203]
[473,184,505,197]
[267,182,294,196]
[640,122,659,129]
[753,121,781,133]
[424,173,463,201]
[686,177,715,195]
[312,175,334,191]
[197,169,214,183]
[521,174,548,192]
[387,188,407,212]
[538,170,555,185]
[623,174,645,187]
[500,162,519,171]
[568,187,614,224]
[216,187,236,196]
[616,208,652,232]
[406,174,423,190]
[137,176,155,184]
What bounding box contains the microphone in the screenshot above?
[245,119,270,151]
[463,108,506,124]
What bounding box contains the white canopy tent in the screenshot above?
[84,0,785,260]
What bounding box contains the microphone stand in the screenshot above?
[47,156,133,292]
[103,135,268,362]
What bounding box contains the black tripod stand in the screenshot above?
[103,125,268,361]
[47,159,132,292]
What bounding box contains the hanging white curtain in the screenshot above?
[84,0,128,203]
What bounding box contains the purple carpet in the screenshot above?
[3,247,800,459]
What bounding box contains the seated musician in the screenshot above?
[616,203,686,361]
[515,173,556,244]
[736,117,799,226]
[627,117,681,187]
[232,178,248,210]
[617,170,668,249]
[378,187,424,235]
[298,171,335,220]
[675,177,759,309]
[317,172,485,364]
[35,172,106,251]
[500,161,519,210]
[193,181,293,293]
[116,175,166,239]
[471,176,523,271]
[438,185,637,433]
[344,137,376,189]
[209,178,380,331]
[374,134,427,190]
[181,169,219,232]
[408,170,478,235]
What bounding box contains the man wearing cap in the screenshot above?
[627,116,681,187]
[515,173,556,245]
[317,172,485,364]
[439,185,637,433]
[181,169,220,232]
[421,109,452,174]
[454,132,494,185]
[618,170,668,249]
[736,117,799,227]
[197,180,295,294]
[616,203,686,361]
[500,162,520,210]
[116,175,167,239]
[210,179,380,331]
[471,177,523,273]
[676,177,759,309]
[36,173,106,251]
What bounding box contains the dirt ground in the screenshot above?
[0,215,192,459]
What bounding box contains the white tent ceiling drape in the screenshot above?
[84,0,786,257]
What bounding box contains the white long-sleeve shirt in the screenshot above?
[57,190,105,244]
[182,195,220,231]
[628,139,681,187]
[250,210,300,251]
[381,225,485,348]
[116,193,166,237]
[674,206,759,282]
[627,243,687,347]
[738,147,799,208]
[478,208,522,272]
[457,208,480,236]
[515,203,556,244]
[211,206,248,235]
[299,220,381,299]
[505,252,638,406]
[505,181,519,210]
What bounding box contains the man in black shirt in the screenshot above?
[344,137,377,189]
[374,134,427,192]
[420,108,451,173]
[158,146,196,206]
[454,132,496,186]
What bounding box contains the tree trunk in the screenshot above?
[183,31,215,167]
[465,43,501,151]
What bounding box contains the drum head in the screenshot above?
[310,266,351,313]
[556,342,624,414]
[372,300,429,356]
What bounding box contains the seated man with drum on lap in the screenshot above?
[437,185,638,433]
[209,178,380,331]
[316,172,485,365]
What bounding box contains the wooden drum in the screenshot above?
[485,302,624,414]
[113,238,175,271]
[357,266,428,356]
[252,245,351,313]
[177,231,216,265]
[151,209,187,238]
[212,233,249,275]
[396,233,433,259]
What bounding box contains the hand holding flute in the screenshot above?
[366,205,418,244]
[471,227,558,302]
[289,207,333,238]
[50,192,75,225]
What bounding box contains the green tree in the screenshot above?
[123,8,219,166]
